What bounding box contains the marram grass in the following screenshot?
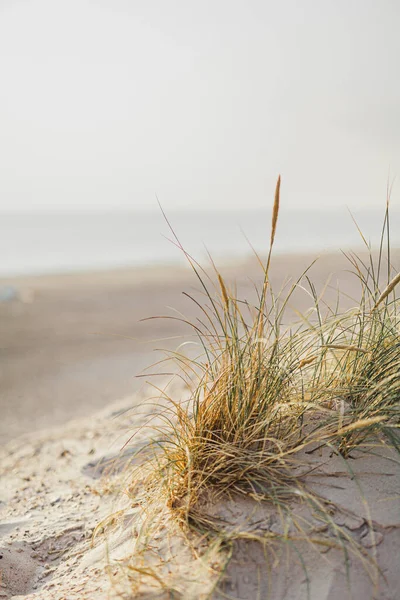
[141,181,400,514]
[107,179,400,598]
[143,177,322,519]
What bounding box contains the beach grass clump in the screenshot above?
[109,180,400,597]
[138,182,400,515]
[141,177,324,523]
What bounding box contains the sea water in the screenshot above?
[1,208,399,276]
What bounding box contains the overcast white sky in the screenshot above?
[0,0,399,211]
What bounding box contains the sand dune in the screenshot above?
[1,386,399,599]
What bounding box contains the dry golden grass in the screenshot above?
[107,180,400,598]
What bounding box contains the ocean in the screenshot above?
[1,208,399,277]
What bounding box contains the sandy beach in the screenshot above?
[1,250,382,443]
[1,251,400,599]
[0,262,194,444]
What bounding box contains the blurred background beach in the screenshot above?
[2,208,400,444]
[1,0,399,443]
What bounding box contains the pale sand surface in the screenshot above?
[0,393,141,600]
[0,386,399,599]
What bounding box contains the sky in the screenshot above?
[0,0,399,212]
